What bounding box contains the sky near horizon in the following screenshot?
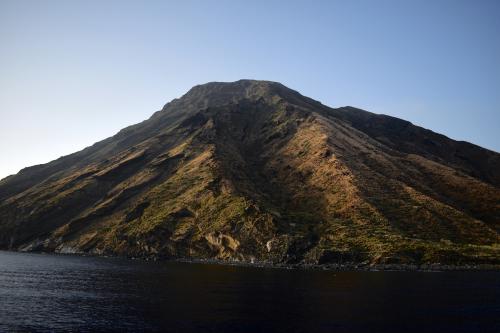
[1,0,499,180]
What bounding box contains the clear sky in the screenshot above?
[1,0,499,180]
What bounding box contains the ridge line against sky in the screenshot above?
[1,0,499,179]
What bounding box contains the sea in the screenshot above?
[0,251,498,332]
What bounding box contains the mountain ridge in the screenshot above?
[0,80,498,266]
[3,79,497,183]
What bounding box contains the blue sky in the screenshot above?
[1,0,499,179]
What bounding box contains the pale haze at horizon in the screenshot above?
[1,0,499,179]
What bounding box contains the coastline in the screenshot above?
[174,257,500,272]
[2,249,499,272]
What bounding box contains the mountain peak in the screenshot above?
[0,80,498,266]
[179,79,288,106]
[160,79,320,115]
[186,79,284,94]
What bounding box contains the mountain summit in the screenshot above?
[1,80,499,266]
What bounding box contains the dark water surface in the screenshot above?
[0,251,498,332]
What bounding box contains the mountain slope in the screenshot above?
[0,80,499,265]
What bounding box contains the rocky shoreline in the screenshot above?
[175,257,500,272]
[7,249,499,272]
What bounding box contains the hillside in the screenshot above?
[0,80,499,266]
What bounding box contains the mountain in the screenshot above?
[0,80,499,266]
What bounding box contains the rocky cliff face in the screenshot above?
[0,80,499,265]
